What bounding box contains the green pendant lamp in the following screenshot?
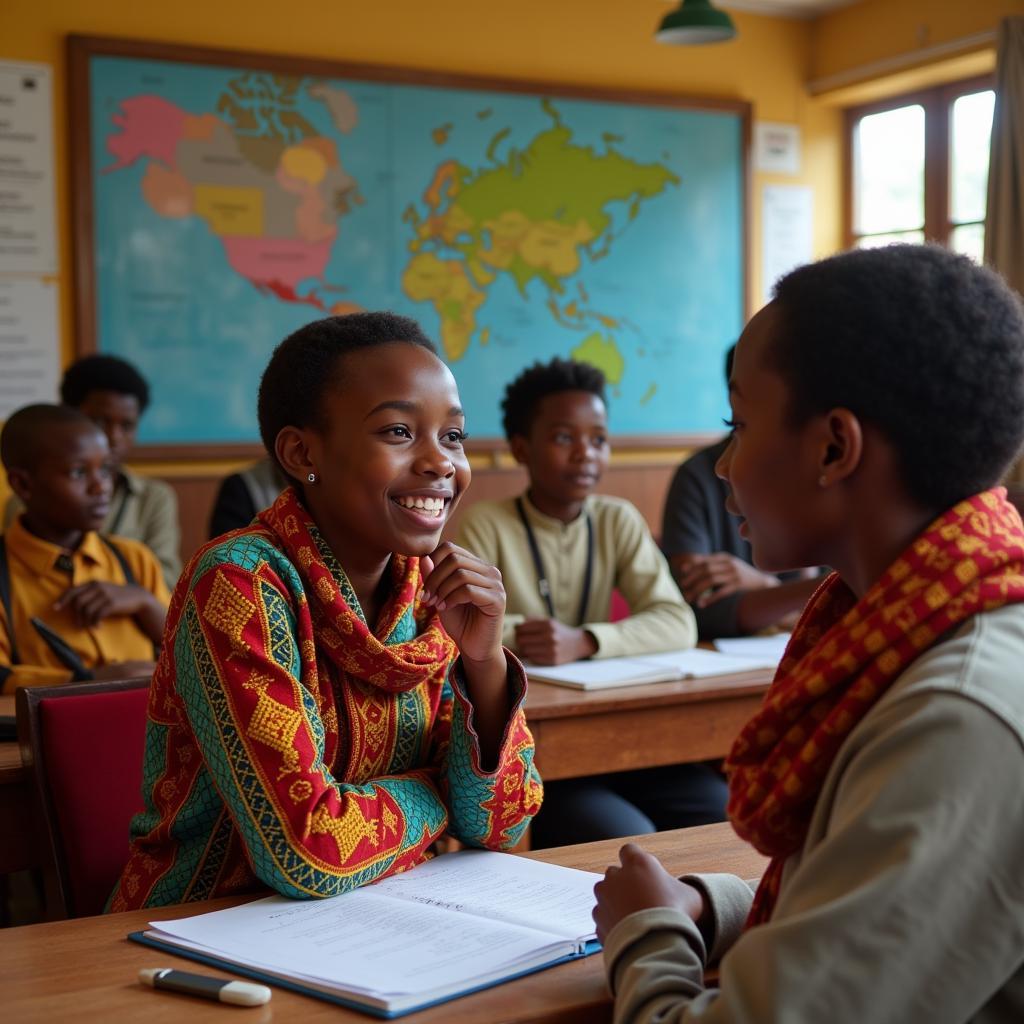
[656,0,737,45]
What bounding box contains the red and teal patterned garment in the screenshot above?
[110,489,543,911]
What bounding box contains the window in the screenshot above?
[846,77,995,262]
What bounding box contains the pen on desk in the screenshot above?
[139,967,271,1006]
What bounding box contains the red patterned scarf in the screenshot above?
[726,488,1024,926]
[257,487,456,693]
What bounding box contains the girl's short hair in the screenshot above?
[769,245,1024,511]
[257,312,436,471]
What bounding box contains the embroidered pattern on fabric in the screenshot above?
[202,570,256,652]
[185,809,236,902]
[247,690,303,777]
[111,490,542,911]
[310,802,379,861]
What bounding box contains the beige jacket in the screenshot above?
[604,604,1024,1023]
[455,493,696,659]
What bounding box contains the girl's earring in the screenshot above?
[307,472,317,484]
[818,474,827,487]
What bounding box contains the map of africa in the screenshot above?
[89,55,743,443]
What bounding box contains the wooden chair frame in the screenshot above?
[16,676,151,919]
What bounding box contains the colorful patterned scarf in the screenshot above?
[725,488,1024,926]
[257,487,456,693]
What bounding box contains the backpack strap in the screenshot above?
[99,534,136,586]
[29,617,94,681]
[0,536,18,689]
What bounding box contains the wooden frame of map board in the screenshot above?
[69,34,750,460]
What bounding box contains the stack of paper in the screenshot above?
[132,850,601,1017]
[714,633,791,662]
[525,646,780,691]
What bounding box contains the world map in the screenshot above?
[90,56,743,442]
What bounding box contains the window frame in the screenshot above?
[844,74,995,251]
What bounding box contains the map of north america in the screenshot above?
[104,72,679,384]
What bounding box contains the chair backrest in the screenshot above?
[609,588,631,623]
[16,676,151,918]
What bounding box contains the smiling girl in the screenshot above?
[593,245,1024,1023]
[111,312,542,910]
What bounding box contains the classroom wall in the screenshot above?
[4,0,1011,558]
[811,0,1021,86]
[2,0,842,550]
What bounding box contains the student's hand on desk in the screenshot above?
[55,581,153,627]
[593,843,705,944]
[515,618,597,665]
[420,542,506,666]
[674,552,778,607]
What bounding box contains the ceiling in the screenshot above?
[718,0,863,18]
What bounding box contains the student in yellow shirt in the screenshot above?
[2,355,182,588]
[0,404,169,692]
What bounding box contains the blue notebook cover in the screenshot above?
[129,930,602,1018]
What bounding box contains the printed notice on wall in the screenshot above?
[0,277,59,418]
[0,61,57,274]
[754,122,801,176]
[761,185,813,306]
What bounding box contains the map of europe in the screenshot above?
[90,56,743,442]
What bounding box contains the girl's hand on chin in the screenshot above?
[419,542,506,665]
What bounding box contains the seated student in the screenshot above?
[207,456,288,538]
[0,404,169,693]
[456,358,722,847]
[3,355,182,589]
[662,345,820,640]
[457,358,696,664]
[109,312,541,911]
[593,244,1024,1022]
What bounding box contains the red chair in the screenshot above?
[609,588,631,623]
[16,676,151,919]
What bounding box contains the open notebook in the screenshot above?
[525,646,781,690]
[130,850,601,1018]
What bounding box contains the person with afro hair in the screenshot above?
[594,245,1024,1023]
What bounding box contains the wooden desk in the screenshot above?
[0,822,765,1023]
[0,691,31,874]
[0,670,771,876]
[525,667,771,781]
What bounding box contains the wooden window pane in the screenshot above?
[950,91,995,225]
[950,223,984,263]
[854,106,925,235]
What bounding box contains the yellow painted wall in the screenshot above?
[812,0,1020,85]
[0,0,843,505]
[1,0,1008,508]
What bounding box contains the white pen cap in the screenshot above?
[218,980,273,1006]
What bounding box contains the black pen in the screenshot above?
[139,967,271,1006]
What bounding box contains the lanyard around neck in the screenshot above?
[515,497,594,627]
